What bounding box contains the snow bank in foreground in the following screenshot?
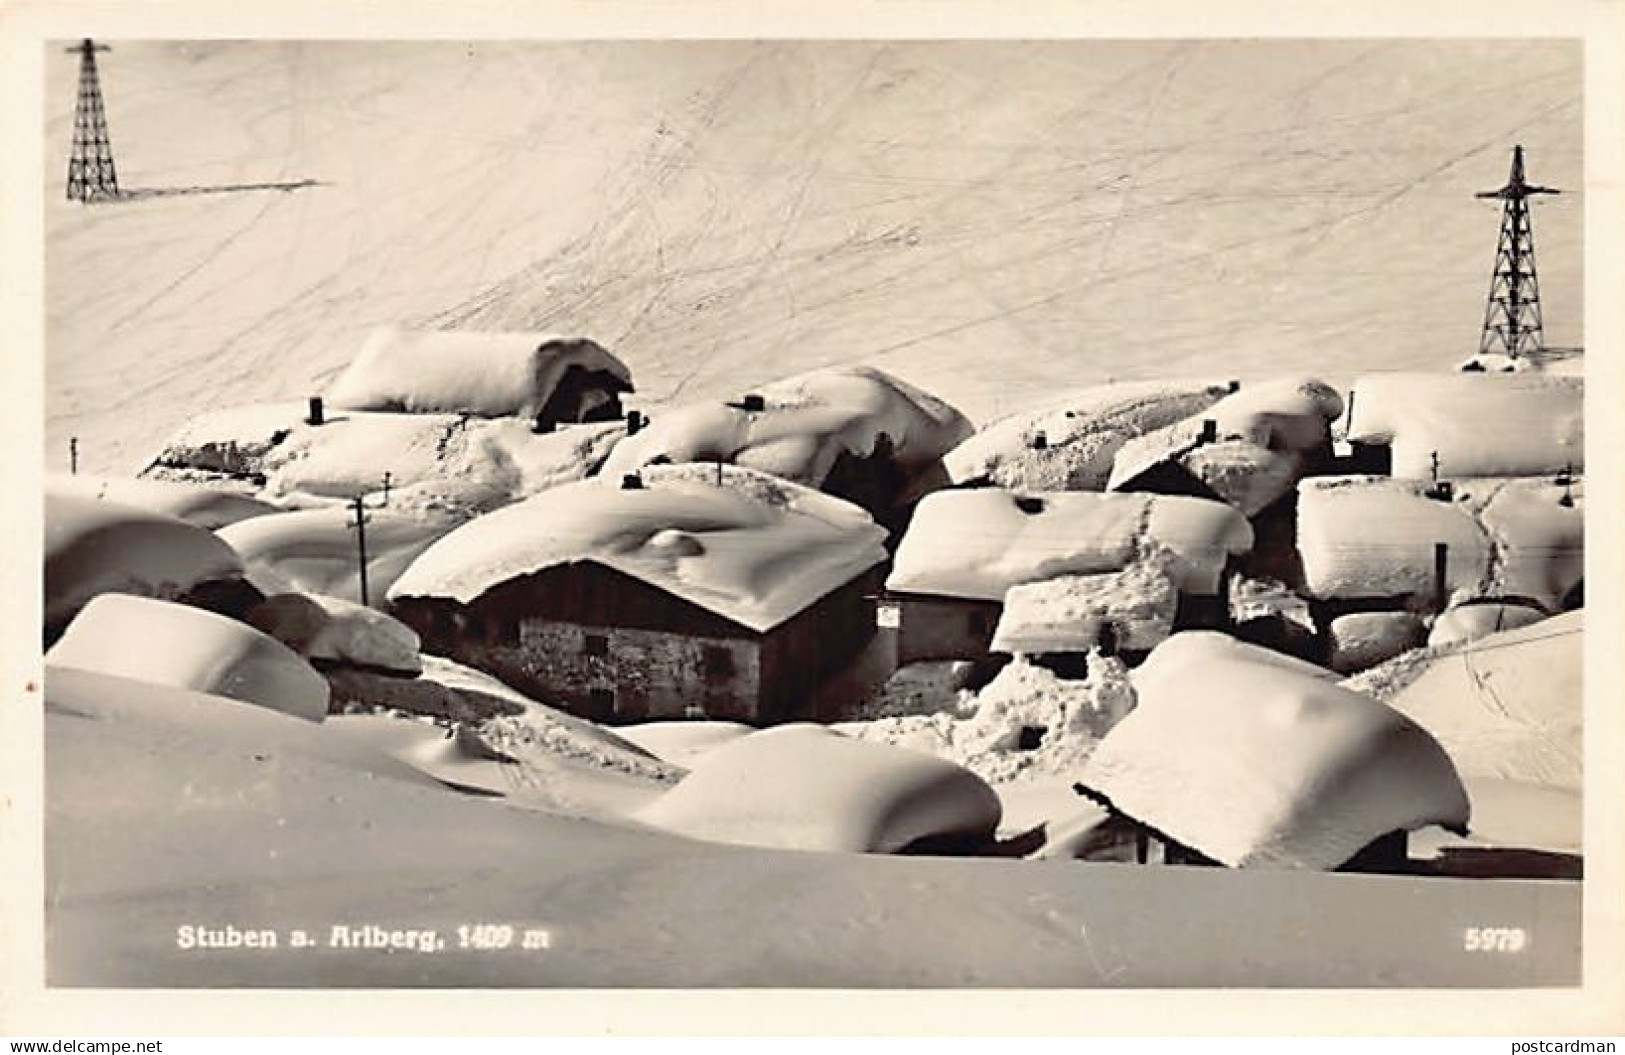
[943,379,1230,490]
[887,489,1252,601]
[634,724,1000,853]
[388,463,888,633]
[600,365,972,492]
[1081,631,1468,869]
[245,592,422,675]
[420,656,682,787]
[1297,475,1582,610]
[991,550,1178,655]
[325,326,631,418]
[1347,611,1581,791]
[217,506,460,606]
[837,652,1135,785]
[48,473,276,530]
[47,594,329,722]
[46,492,246,629]
[1345,372,1583,478]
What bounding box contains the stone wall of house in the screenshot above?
[509,620,762,723]
[895,594,1003,666]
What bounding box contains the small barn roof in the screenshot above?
[387,463,889,633]
[886,489,1252,601]
[326,326,632,418]
[1078,632,1471,869]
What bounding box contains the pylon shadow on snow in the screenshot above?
[112,178,326,201]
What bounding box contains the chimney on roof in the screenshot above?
[740,393,765,412]
[1200,419,1218,443]
[1030,431,1048,450]
[1227,380,1241,393]
[626,409,644,435]
[306,396,324,426]
[621,473,644,490]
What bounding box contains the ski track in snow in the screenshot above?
[45,41,1582,477]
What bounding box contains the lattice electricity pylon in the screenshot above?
[1474,144,1557,360]
[65,38,120,202]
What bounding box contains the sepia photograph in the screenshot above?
[4,0,1624,1038]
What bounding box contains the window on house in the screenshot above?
[583,633,609,657]
[702,645,735,680]
[684,704,707,719]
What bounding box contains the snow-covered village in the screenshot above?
[21,33,1607,994]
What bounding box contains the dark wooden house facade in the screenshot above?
[394,561,882,725]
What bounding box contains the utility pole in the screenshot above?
[65,39,120,202]
[350,495,371,607]
[69,437,78,475]
[1475,145,1558,361]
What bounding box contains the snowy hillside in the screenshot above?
[45,40,1582,476]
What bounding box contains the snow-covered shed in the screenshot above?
[599,365,972,533]
[45,491,250,642]
[989,550,1180,667]
[1343,372,1583,480]
[943,379,1232,491]
[387,464,890,724]
[47,593,330,723]
[1296,474,1583,615]
[885,489,1253,665]
[1076,632,1470,870]
[325,326,633,429]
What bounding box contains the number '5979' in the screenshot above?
[1463,927,1527,952]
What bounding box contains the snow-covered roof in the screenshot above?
[886,489,1253,601]
[147,400,627,514]
[217,506,460,605]
[943,379,1231,490]
[1297,475,1583,610]
[990,553,1178,655]
[47,593,330,723]
[1345,372,1583,479]
[599,365,972,490]
[1080,632,1470,869]
[388,463,890,633]
[45,492,246,628]
[1107,378,1341,507]
[48,473,276,531]
[325,326,632,418]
